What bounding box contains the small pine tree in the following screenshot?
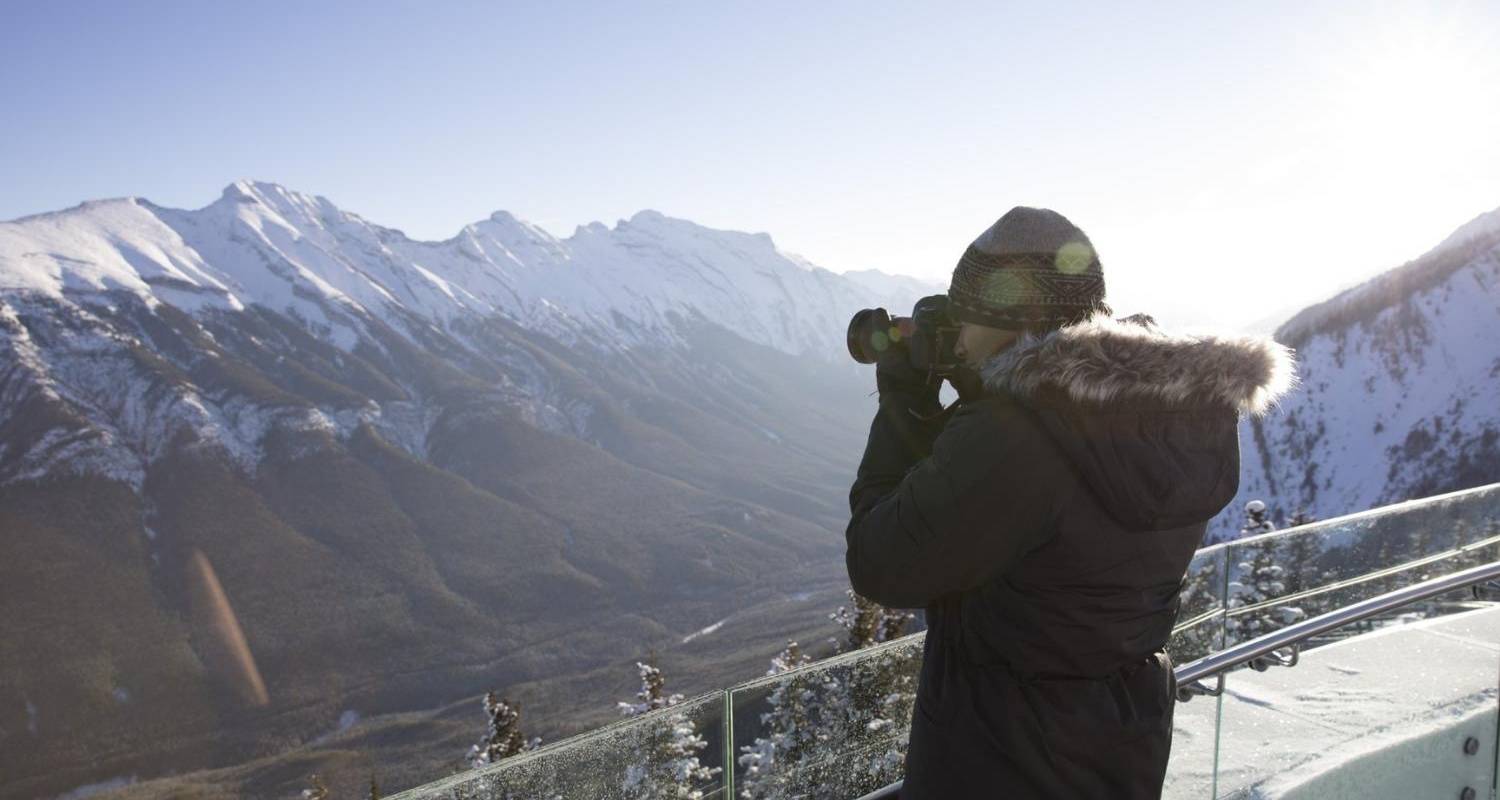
[823,589,915,788]
[737,641,816,799]
[829,590,914,653]
[618,658,721,799]
[302,775,329,800]
[1227,537,1300,645]
[878,604,915,645]
[830,591,883,651]
[470,692,538,768]
[1241,500,1277,537]
[1169,557,1226,662]
[1277,524,1332,621]
[1285,508,1317,528]
[618,659,681,716]
[367,774,381,800]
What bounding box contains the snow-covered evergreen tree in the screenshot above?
[1285,508,1317,528]
[618,659,721,799]
[737,641,815,799]
[1276,522,1333,622]
[470,693,538,768]
[1242,499,1277,537]
[1227,537,1304,644]
[1227,500,1306,643]
[819,590,915,787]
[619,660,680,716]
[367,774,381,800]
[302,775,329,800]
[1168,558,1226,662]
[829,589,914,653]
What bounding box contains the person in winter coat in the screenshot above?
[845,207,1295,799]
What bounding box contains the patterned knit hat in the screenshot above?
[947,207,1107,331]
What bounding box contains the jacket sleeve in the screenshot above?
[845,400,1066,609]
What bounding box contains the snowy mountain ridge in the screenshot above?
[0,181,934,489]
[1211,205,1500,539]
[1,181,920,359]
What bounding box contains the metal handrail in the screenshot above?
[856,559,1500,800]
[1176,559,1500,686]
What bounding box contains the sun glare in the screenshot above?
[1329,9,1500,164]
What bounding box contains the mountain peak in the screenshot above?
[220,179,284,204]
[218,183,257,205]
[628,209,668,224]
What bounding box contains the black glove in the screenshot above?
[874,344,942,410]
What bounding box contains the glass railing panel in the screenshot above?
[1168,545,1228,664]
[1163,545,1226,799]
[1224,484,1500,648]
[1212,600,1500,799]
[1164,543,1228,799]
[728,634,923,800]
[1161,686,1223,800]
[389,690,728,800]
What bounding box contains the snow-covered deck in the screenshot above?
[1167,604,1500,799]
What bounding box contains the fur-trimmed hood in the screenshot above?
[980,313,1296,415]
[972,313,1296,531]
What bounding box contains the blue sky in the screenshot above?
[4,1,1499,328]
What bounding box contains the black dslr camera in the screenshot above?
[846,294,963,380]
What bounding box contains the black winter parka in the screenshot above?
[846,314,1293,799]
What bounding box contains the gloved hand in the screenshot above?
[874,344,941,408]
[854,343,948,501]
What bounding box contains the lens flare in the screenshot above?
[983,271,1026,304]
[1055,242,1094,274]
[187,549,270,707]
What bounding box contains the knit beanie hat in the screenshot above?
[947,207,1107,331]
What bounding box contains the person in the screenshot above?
[845,207,1295,798]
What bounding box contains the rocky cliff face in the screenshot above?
[1211,207,1500,541]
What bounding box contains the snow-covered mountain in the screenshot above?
[1,181,908,355]
[0,180,930,490]
[0,182,939,799]
[1209,205,1500,540]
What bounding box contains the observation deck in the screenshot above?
[392,482,1500,800]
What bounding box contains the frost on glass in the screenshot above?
[730,634,923,800]
[1223,484,1500,648]
[390,691,727,800]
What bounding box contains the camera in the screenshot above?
[846,294,962,377]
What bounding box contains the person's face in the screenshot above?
[953,323,1019,368]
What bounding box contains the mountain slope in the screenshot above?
[1210,208,1500,540]
[0,183,936,798]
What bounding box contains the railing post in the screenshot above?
[1490,649,1499,800]
[722,689,735,800]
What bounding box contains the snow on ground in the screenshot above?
[1164,605,1500,799]
[680,616,733,644]
[51,776,138,800]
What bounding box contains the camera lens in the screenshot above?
[846,308,890,364]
